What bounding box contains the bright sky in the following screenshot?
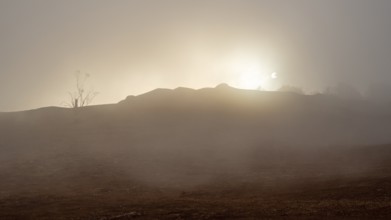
[1,0,391,111]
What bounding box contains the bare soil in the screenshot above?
[1,163,390,219]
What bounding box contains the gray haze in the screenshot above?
[1,0,391,111]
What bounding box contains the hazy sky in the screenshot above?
[1,0,391,111]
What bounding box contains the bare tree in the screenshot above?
[67,71,98,108]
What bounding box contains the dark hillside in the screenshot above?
[1,86,391,219]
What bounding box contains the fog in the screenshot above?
[1,86,391,192]
[1,1,391,218]
[1,0,391,111]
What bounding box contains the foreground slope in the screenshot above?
[1,85,391,219]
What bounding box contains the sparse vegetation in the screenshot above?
[67,71,98,108]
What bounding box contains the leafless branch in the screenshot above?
[66,71,98,108]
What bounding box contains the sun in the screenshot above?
[224,56,279,90]
[233,69,278,90]
[237,69,263,90]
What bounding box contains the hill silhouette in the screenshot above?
[1,85,391,219]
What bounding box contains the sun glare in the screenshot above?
[223,54,279,91]
[237,69,263,90]
[232,68,278,91]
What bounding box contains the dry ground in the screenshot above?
[1,161,390,219]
